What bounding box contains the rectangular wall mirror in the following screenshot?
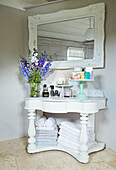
[28,3,105,68]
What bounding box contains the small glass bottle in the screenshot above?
[89,67,94,79]
[50,85,55,97]
[42,84,49,97]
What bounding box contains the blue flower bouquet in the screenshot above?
[20,47,55,97]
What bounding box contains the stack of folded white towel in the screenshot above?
[35,116,58,146]
[58,121,91,153]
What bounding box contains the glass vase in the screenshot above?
[30,83,39,97]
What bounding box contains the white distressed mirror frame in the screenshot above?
[28,3,105,68]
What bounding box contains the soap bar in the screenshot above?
[84,72,90,79]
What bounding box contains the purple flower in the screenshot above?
[20,47,55,83]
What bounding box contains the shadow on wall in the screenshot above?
[83,75,105,97]
[96,109,109,144]
[17,64,29,137]
[20,101,28,137]
[93,75,103,89]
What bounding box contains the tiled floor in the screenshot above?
[0,138,116,170]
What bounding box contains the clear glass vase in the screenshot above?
[30,83,39,97]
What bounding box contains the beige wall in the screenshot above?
[0,5,28,141]
[25,0,116,151]
[0,0,116,151]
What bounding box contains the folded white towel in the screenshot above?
[36,128,58,135]
[58,132,80,143]
[36,126,55,130]
[59,128,90,143]
[59,126,81,137]
[36,138,57,142]
[60,121,81,133]
[36,134,57,137]
[36,141,57,146]
[60,122,91,136]
[35,135,57,139]
[35,116,47,127]
[36,137,57,141]
[45,117,56,128]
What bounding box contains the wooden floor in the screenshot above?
[0,138,116,170]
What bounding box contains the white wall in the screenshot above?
[0,5,28,141]
[0,0,116,152]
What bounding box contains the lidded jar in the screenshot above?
[64,87,72,97]
[42,84,49,97]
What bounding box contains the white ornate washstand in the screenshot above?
[25,0,106,164]
[25,97,107,163]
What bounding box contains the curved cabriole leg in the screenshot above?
[79,113,89,163]
[27,109,36,151]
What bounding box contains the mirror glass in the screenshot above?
[37,17,94,61]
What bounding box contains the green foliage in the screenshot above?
[27,71,42,84]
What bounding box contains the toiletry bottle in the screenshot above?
[42,84,49,97]
[54,90,59,97]
[89,67,94,79]
[84,67,90,79]
[50,85,54,97]
[72,90,77,97]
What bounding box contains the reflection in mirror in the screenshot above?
[37,17,94,61]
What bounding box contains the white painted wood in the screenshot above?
[25,97,106,113]
[27,109,36,150]
[27,142,105,163]
[28,3,105,68]
[88,114,95,142]
[79,113,89,163]
[88,142,105,154]
[25,97,107,163]
[43,101,67,113]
